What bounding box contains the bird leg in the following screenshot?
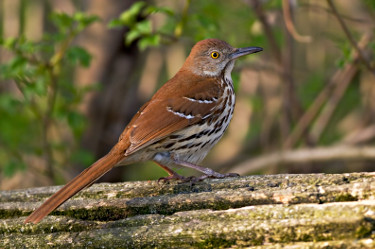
[153,154,239,183]
[153,161,192,182]
[172,159,239,180]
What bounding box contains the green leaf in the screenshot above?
[10,56,28,70]
[0,57,28,79]
[108,19,124,28]
[22,79,46,97]
[143,5,174,16]
[18,39,35,54]
[119,1,146,26]
[126,29,142,45]
[50,12,74,31]
[138,35,160,51]
[66,46,92,67]
[135,20,152,34]
[125,20,152,45]
[73,12,100,29]
[0,10,100,184]
[2,37,17,49]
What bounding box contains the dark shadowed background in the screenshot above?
[0,0,374,190]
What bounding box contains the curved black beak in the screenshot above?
[230,46,263,60]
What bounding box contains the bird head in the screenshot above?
[183,39,262,78]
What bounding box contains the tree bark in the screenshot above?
[1,172,375,248]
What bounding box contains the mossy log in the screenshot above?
[1,172,375,248]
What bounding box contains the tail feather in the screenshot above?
[24,153,124,224]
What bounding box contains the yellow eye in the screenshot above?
[210,51,220,59]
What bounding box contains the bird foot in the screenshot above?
[170,159,239,180]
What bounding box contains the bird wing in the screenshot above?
[123,75,223,156]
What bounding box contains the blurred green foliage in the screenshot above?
[109,1,174,50]
[109,0,265,93]
[0,12,99,182]
[1,0,375,184]
[108,0,268,52]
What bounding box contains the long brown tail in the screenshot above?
[24,152,124,224]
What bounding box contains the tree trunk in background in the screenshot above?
[74,0,141,182]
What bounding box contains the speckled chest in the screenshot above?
[154,78,235,164]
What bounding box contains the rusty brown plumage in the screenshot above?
[24,39,262,224]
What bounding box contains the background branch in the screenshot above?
[228,146,375,175]
[283,34,370,149]
[282,0,311,43]
[327,0,375,76]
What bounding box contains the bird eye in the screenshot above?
[210,51,220,59]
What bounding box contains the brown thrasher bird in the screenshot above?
[24,39,262,224]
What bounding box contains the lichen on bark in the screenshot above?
[1,173,375,248]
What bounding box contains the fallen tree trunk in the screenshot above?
[1,172,375,248]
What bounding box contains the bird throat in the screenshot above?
[223,60,235,90]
